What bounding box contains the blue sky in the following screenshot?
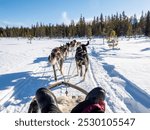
[0,0,150,27]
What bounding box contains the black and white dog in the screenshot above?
[75,41,89,80]
[60,44,69,59]
[48,47,64,81]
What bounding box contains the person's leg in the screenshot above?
[71,100,92,113]
[36,88,62,113]
[71,87,106,113]
[28,98,38,113]
[85,87,106,102]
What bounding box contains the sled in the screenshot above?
[28,81,88,113]
[47,81,88,95]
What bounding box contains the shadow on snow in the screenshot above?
[141,47,150,52]
[0,71,51,109]
[33,56,48,64]
[89,46,150,111]
[102,63,150,109]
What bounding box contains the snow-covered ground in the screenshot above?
[0,37,150,113]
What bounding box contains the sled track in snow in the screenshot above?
[88,59,103,90]
[18,63,54,112]
[89,54,136,112]
[88,57,114,112]
[89,47,150,112]
[112,70,150,108]
[0,63,50,112]
[19,65,52,112]
[0,69,37,105]
[0,68,40,111]
[103,63,150,111]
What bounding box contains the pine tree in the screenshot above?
[0,27,3,37]
[100,13,104,35]
[145,11,150,36]
[68,20,76,38]
[127,23,132,38]
[92,16,96,36]
[1,11,150,38]
[132,14,138,36]
[138,11,145,35]
[85,24,92,38]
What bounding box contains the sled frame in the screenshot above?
[28,81,88,113]
[48,81,88,95]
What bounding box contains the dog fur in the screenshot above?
[69,40,77,51]
[75,41,89,80]
[48,47,64,81]
[60,44,69,59]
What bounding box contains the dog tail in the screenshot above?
[83,41,89,47]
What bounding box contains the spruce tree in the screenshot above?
[145,11,150,37]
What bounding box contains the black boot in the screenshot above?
[36,88,62,113]
[28,99,38,113]
[85,87,106,103]
[71,87,106,113]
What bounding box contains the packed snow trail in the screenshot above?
[88,47,149,112]
[0,38,150,112]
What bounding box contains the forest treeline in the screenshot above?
[0,11,150,38]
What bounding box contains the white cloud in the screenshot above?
[61,11,71,25]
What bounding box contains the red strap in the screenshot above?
[82,100,105,113]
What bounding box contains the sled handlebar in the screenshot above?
[48,81,88,95]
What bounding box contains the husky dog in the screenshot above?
[60,44,69,59]
[48,47,64,81]
[76,41,81,47]
[70,39,77,47]
[66,40,81,52]
[69,40,77,51]
[75,41,89,80]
